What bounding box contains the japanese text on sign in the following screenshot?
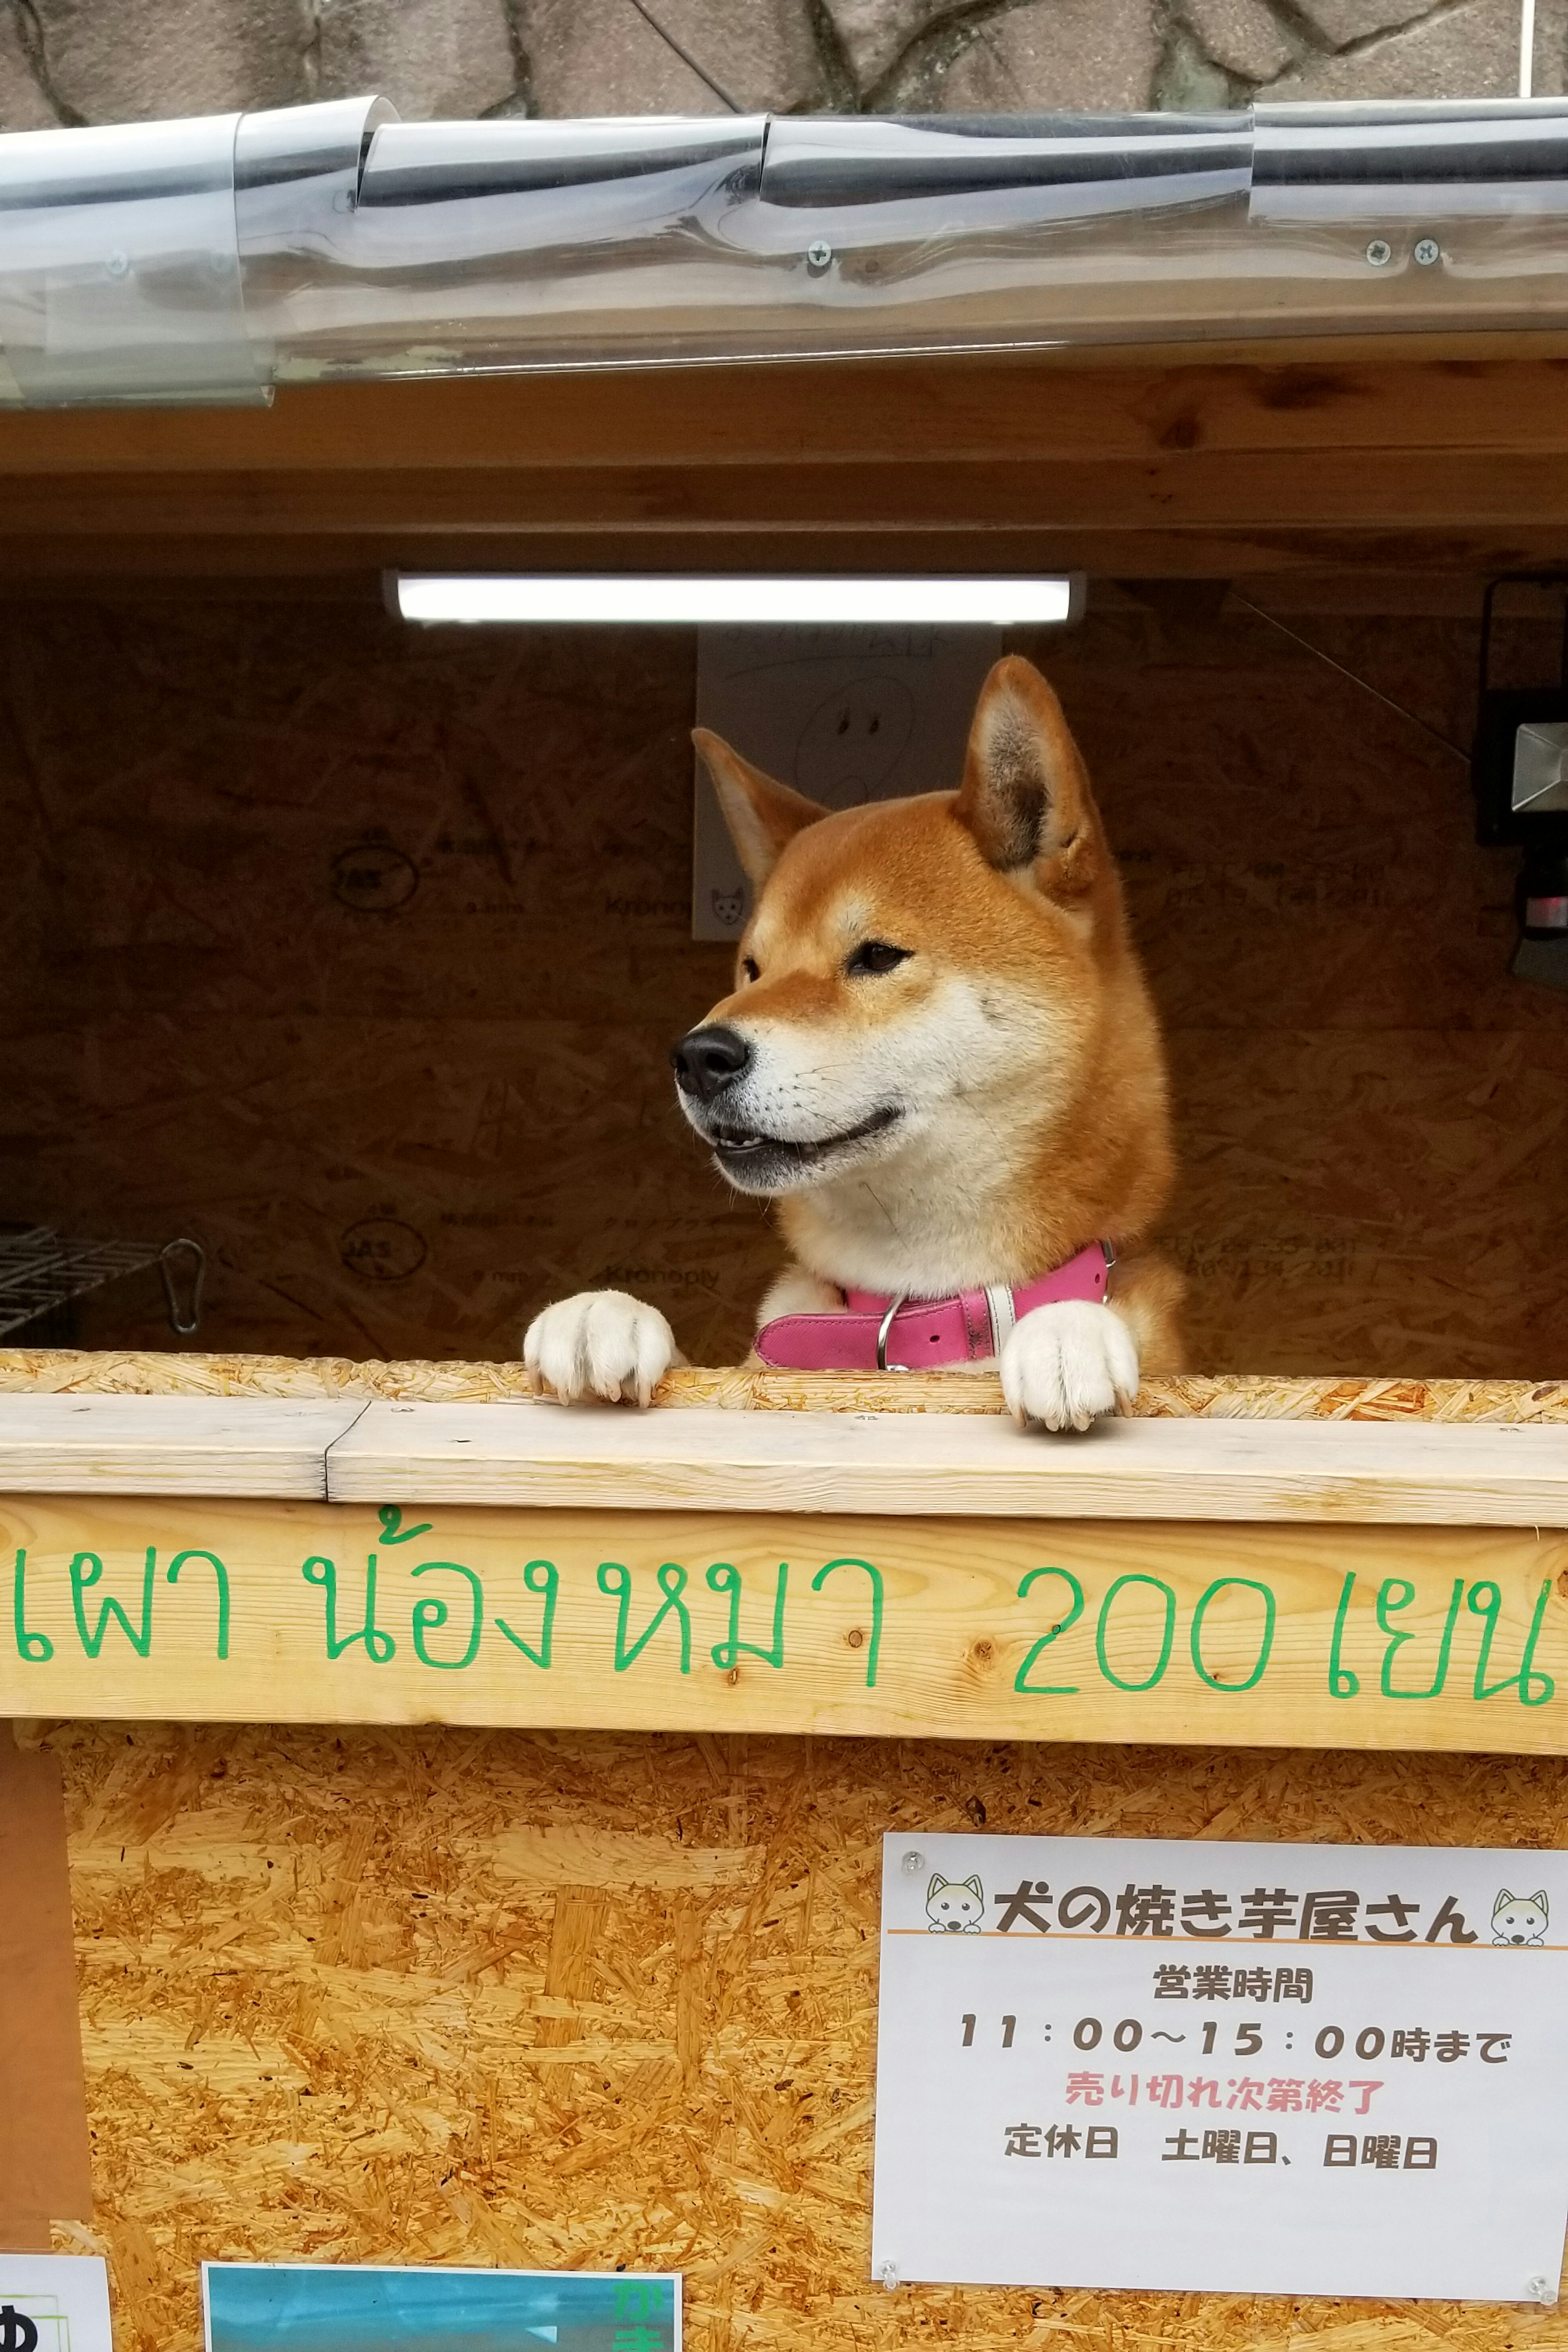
[872,1835,1568,2302]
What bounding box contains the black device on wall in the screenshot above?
[1472,574,1568,993]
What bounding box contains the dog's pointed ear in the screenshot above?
[962,1875,983,1899]
[1533,1891,1549,1911]
[954,656,1094,877]
[1497,1890,1514,1908]
[694,727,827,890]
[927,1875,947,1900]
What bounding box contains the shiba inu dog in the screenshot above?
[1492,1889,1549,1944]
[927,1873,985,1933]
[525,655,1183,1430]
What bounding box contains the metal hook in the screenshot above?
[159,1237,206,1337]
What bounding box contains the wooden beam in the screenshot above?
[0,524,1555,581]
[0,1395,367,1497]
[0,1492,1563,1751]
[2,452,1566,540]
[325,1403,1568,1527]
[0,352,1564,579]
[2,352,1568,477]
[0,1393,1564,1525]
[0,1352,1560,1424]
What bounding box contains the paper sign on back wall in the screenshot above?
[0,2257,113,2351]
[872,1835,1568,2303]
[203,2263,680,2351]
[691,626,1002,939]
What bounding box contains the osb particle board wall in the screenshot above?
[43,1719,1568,2352]
[0,585,1564,1375]
[13,592,1568,2352]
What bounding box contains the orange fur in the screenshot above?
[525,657,1185,1422]
[694,657,1185,1372]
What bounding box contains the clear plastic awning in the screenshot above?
[2,96,1568,405]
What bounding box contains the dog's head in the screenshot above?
[1493,1889,1549,1942]
[926,1872,984,1930]
[674,657,1169,1281]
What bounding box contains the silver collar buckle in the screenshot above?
[876,1291,910,1373]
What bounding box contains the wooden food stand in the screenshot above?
[0,332,1565,2348]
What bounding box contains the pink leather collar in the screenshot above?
[754,1241,1113,1373]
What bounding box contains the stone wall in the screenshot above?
[0,0,1560,131]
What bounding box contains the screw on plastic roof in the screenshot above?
[1365,239,1392,267]
[880,2263,900,2292]
[105,249,130,278]
[1528,2276,1553,2303]
[1414,236,1442,266]
[806,239,833,273]
[902,1849,925,1875]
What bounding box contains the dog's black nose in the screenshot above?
[671,1024,752,1103]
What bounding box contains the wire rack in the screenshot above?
[0,1226,204,1341]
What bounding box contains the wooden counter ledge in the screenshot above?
[0,1383,1560,1524]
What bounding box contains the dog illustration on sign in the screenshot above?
[794,675,915,802]
[1492,1889,1549,1944]
[927,1873,984,1933]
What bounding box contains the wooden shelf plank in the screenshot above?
[0,1394,368,1497]
[324,1401,1568,1526]
[0,1352,1561,1422]
[1,1391,1561,1526]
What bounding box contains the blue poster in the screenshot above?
[203,2265,680,2352]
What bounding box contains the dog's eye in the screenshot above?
[846,940,911,978]
[741,956,760,982]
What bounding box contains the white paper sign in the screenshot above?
[872,1835,1568,2303]
[691,626,1001,938]
[0,2257,114,2352]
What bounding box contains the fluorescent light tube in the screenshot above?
[391,573,1080,627]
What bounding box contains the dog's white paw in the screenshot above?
[523,1290,677,1407]
[999,1301,1139,1433]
